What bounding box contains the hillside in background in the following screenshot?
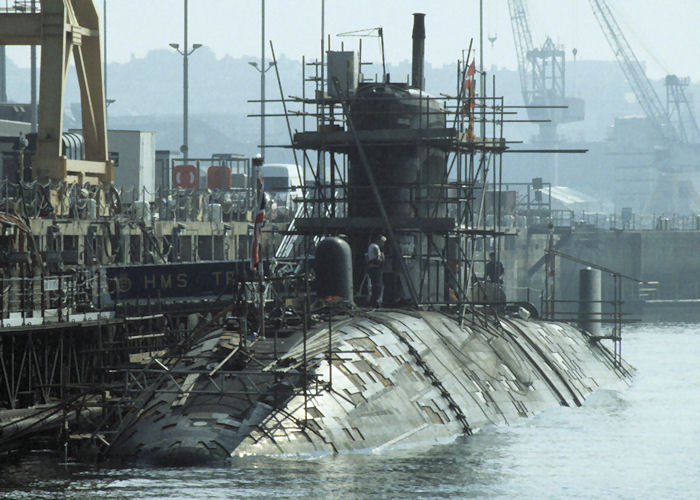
[3,47,697,169]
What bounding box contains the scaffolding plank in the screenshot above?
[293,127,457,149]
[294,217,455,234]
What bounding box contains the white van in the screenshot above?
[259,164,301,217]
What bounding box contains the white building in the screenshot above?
[108,129,156,202]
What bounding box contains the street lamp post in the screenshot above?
[248,60,275,162]
[30,0,37,132]
[248,0,275,162]
[103,0,107,126]
[170,0,201,162]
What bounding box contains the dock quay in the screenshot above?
[0,174,296,453]
[476,180,700,322]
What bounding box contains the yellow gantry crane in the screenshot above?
[0,0,112,185]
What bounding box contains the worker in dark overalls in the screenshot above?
[367,235,386,307]
[485,251,504,284]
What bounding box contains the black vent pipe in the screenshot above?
[411,13,425,91]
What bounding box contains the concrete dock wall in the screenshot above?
[504,225,700,320]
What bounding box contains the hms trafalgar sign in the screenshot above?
[105,261,256,301]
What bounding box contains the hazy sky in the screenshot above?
[6,0,700,80]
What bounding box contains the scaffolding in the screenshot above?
[541,248,646,367]
[260,41,514,317]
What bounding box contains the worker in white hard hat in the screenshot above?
[367,235,386,307]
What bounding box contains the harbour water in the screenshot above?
[1,323,698,499]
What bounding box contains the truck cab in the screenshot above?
[259,164,301,219]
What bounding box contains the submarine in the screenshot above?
[106,304,631,462]
[105,14,633,464]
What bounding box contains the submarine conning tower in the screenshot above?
[292,12,508,308]
[346,82,448,305]
[345,12,447,305]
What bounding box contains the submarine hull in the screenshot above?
[107,310,632,463]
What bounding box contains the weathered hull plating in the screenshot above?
[107,310,632,464]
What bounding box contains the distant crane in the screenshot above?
[588,0,700,212]
[588,0,671,140]
[664,76,700,145]
[507,0,584,142]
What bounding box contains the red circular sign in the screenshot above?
[173,164,198,188]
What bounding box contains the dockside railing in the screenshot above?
[0,270,114,328]
[542,248,650,367]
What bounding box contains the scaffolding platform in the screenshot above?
[294,216,455,234]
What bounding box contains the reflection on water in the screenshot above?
[1,323,698,499]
